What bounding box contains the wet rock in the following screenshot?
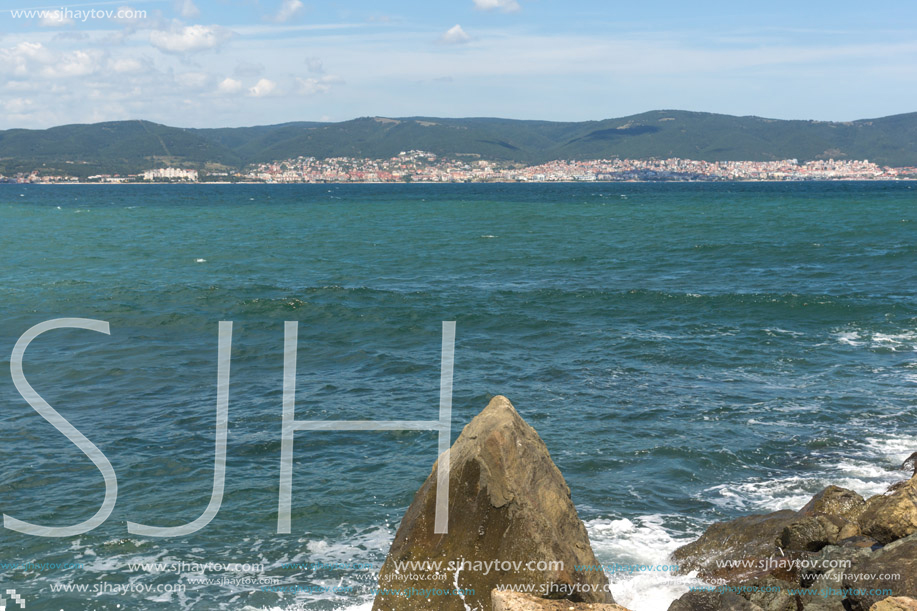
[843,534,917,611]
[372,396,613,611]
[796,544,875,611]
[492,591,631,611]
[779,515,841,552]
[671,510,799,582]
[780,486,866,552]
[800,486,867,523]
[734,576,797,611]
[858,476,917,545]
[798,543,874,587]
[837,536,881,550]
[667,589,764,611]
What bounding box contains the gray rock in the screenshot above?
[734,577,797,611]
[792,542,874,610]
[780,486,866,553]
[372,396,613,611]
[667,590,764,611]
[671,510,799,583]
[779,515,841,552]
[843,534,917,611]
[492,591,630,611]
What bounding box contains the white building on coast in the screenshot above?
[142,168,199,182]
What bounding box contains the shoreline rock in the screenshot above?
[369,393,915,611]
[492,591,631,610]
[372,396,614,611]
[669,466,917,611]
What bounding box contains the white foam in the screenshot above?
[586,515,704,611]
[864,435,916,465]
[835,331,863,346]
[707,476,815,512]
[832,327,917,351]
[707,432,916,516]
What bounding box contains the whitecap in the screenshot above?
[586,515,704,611]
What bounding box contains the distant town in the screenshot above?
[4,152,917,184]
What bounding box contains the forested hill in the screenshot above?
[2,110,915,177]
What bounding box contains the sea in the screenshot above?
[0,182,915,611]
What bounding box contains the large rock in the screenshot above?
[858,476,917,545]
[870,598,917,611]
[796,544,875,611]
[735,577,797,611]
[843,534,917,611]
[372,396,613,611]
[780,486,865,553]
[800,486,867,522]
[667,590,763,611]
[779,515,842,552]
[492,591,630,611]
[671,510,799,582]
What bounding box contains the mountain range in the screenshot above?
[1,110,915,178]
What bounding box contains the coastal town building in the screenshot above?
[6,158,916,184]
[142,168,199,182]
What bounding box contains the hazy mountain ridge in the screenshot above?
[2,110,916,178]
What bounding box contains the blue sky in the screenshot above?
[0,0,915,128]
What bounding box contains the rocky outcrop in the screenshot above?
[780,486,866,552]
[858,476,917,545]
[843,534,917,611]
[870,598,917,611]
[372,396,613,611]
[738,577,797,611]
[670,467,917,611]
[796,544,875,611]
[492,591,630,611]
[670,510,799,582]
[667,590,764,611]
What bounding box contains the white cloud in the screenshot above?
[217,77,243,94]
[472,0,521,12]
[0,42,101,79]
[40,49,102,77]
[150,24,231,53]
[269,0,304,23]
[233,61,264,77]
[305,57,324,73]
[248,77,277,97]
[175,71,211,89]
[175,0,200,19]
[109,57,145,73]
[0,42,54,75]
[296,74,341,95]
[38,10,75,27]
[439,24,470,45]
[5,98,34,113]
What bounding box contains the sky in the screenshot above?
[0,0,915,128]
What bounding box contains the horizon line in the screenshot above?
[4,109,917,132]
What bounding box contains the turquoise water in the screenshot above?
[1,182,916,610]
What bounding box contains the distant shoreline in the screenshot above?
[6,178,916,186]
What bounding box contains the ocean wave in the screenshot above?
[586,515,704,611]
[705,432,916,513]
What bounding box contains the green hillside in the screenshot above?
[1,111,915,177]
